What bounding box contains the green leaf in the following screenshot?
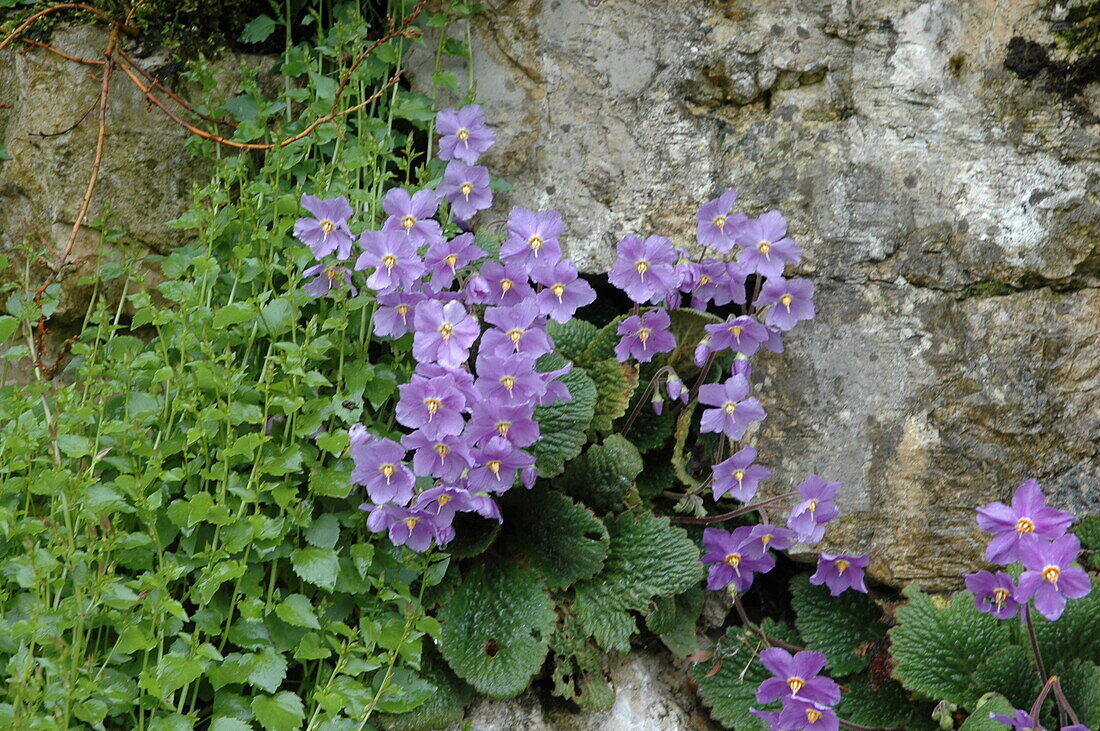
[290,546,339,591]
[550,613,615,711]
[531,355,597,478]
[790,574,886,675]
[582,316,626,362]
[1055,660,1100,729]
[1075,516,1100,569]
[624,405,675,453]
[838,676,937,730]
[1033,575,1100,662]
[585,358,638,435]
[665,307,723,378]
[670,401,703,490]
[380,647,472,730]
[547,318,598,362]
[240,14,277,43]
[304,514,340,549]
[154,654,204,695]
[275,594,320,629]
[498,487,609,589]
[645,585,702,658]
[968,644,1038,712]
[573,511,703,652]
[251,691,304,731]
[559,434,643,513]
[248,648,288,694]
[957,693,1016,730]
[439,561,555,698]
[0,315,17,343]
[889,584,1011,709]
[692,620,802,730]
[212,302,257,329]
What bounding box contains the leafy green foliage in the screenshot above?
[790,574,886,675]
[559,434,644,513]
[645,585,703,658]
[1055,660,1100,729]
[572,511,703,652]
[1033,575,1100,661]
[665,308,722,378]
[586,358,638,435]
[438,561,556,698]
[547,319,599,362]
[838,676,938,730]
[531,354,598,478]
[499,488,609,589]
[890,585,1011,709]
[380,648,472,731]
[550,613,616,711]
[957,694,1016,730]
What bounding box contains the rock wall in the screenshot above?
[413,0,1100,590]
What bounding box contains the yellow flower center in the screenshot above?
[438,322,454,340]
[758,240,772,255]
[496,422,511,437]
[423,398,441,414]
[381,254,397,271]
[457,128,470,141]
[325,267,339,280]
[438,494,452,506]
[507,328,524,346]
[404,517,419,531]
[401,215,416,230]
[528,235,543,252]
[396,304,410,321]
[730,325,742,338]
[444,253,459,269]
[487,460,502,475]
[500,375,516,392]
[699,275,712,285]
[638,328,651,348]
[434,443,450,459]
[780,293,793,308]
[500,278,513,293]
[993,587,1010,606]
[835,559,851,575]
[551,283,566,301]
[733,469,745,482]
[760,533,773,546]
[635,260,649,276]
[808,499,819,512]
[320,219,335,233]
[1043,565,1061,583]
[714,215,727,228]
[787,677,805,694]
[460,182,473,196]
[724,552,741,568]
[806,708,822,723]
[1016,517,1035,534]
[380,463,395,481]
[723,401,736,414]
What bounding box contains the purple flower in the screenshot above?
[698,375,766,441]
[787,476,842,544]
[748,524,797,551]
[696,190,744,253]
[350,436,415,505]
[481,301,553,358]
[501,208,563,267]
[763,326,785,354]
[373,291,424,338]
[417,362,480,404]
[696,259,745,308]
[466,402,540,448]
[531,258,596,322]
[380,188,444,247]
[701,526,775,592]
[964,570,1021,620]
[294,194,355,260]
[666,373,687,404]
[440,162,493,221]
[395,373,467,440]
[467,436,536,493]
[731,359,752,380]
[303,263,358,298]
[411,300,480,368]
[614,308,677,363]
[756,648,840,707]
[1016,534,1091,621]
[355,229,425,292]
[733,210,803,279]
[810,553,869,596]
[778,701,840,731]
[415,484,477,525]
[990,710,1044,730]
[976,479,1075,565]
[474,352,545,403]
[469,261,535,307]
[436,104,496,164]
[363,502,441,552]
[402,431,473,482]
[704,316,770,357]
[424,233,485,291]
[608,235,678,304]
[712,446,772,502]
[749,708,786,731]
[759,278,816,332]
[536,360,574,406]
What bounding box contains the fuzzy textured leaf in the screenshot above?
[251,691,304,731]
[790,574,885,675]
[499,488,609,589]
[550,613,615,711]
[573,511,702,652]
[968,645,1039,712]
[439,561,555,698]
[646,585,702,658]
[380,647,472,731]
[582,316,626,362]
[889,585,1011,709]
[837,676,937,730]
[665,308,722,378]
[547,319,599,362]
[531,355,597,478]
[585,358,638,435]
[1033,575,1100,663]
[957,694,1016,730]
[559,434,643,513]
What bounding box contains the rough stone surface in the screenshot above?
[412,0,1100,591]
[449,650,700,731]
[0,26,264,320]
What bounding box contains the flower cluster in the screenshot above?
[965,479,1089,622]
[751,649,842,731]
[292,105,590,551]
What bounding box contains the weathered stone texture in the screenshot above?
[413,0,1100,590]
